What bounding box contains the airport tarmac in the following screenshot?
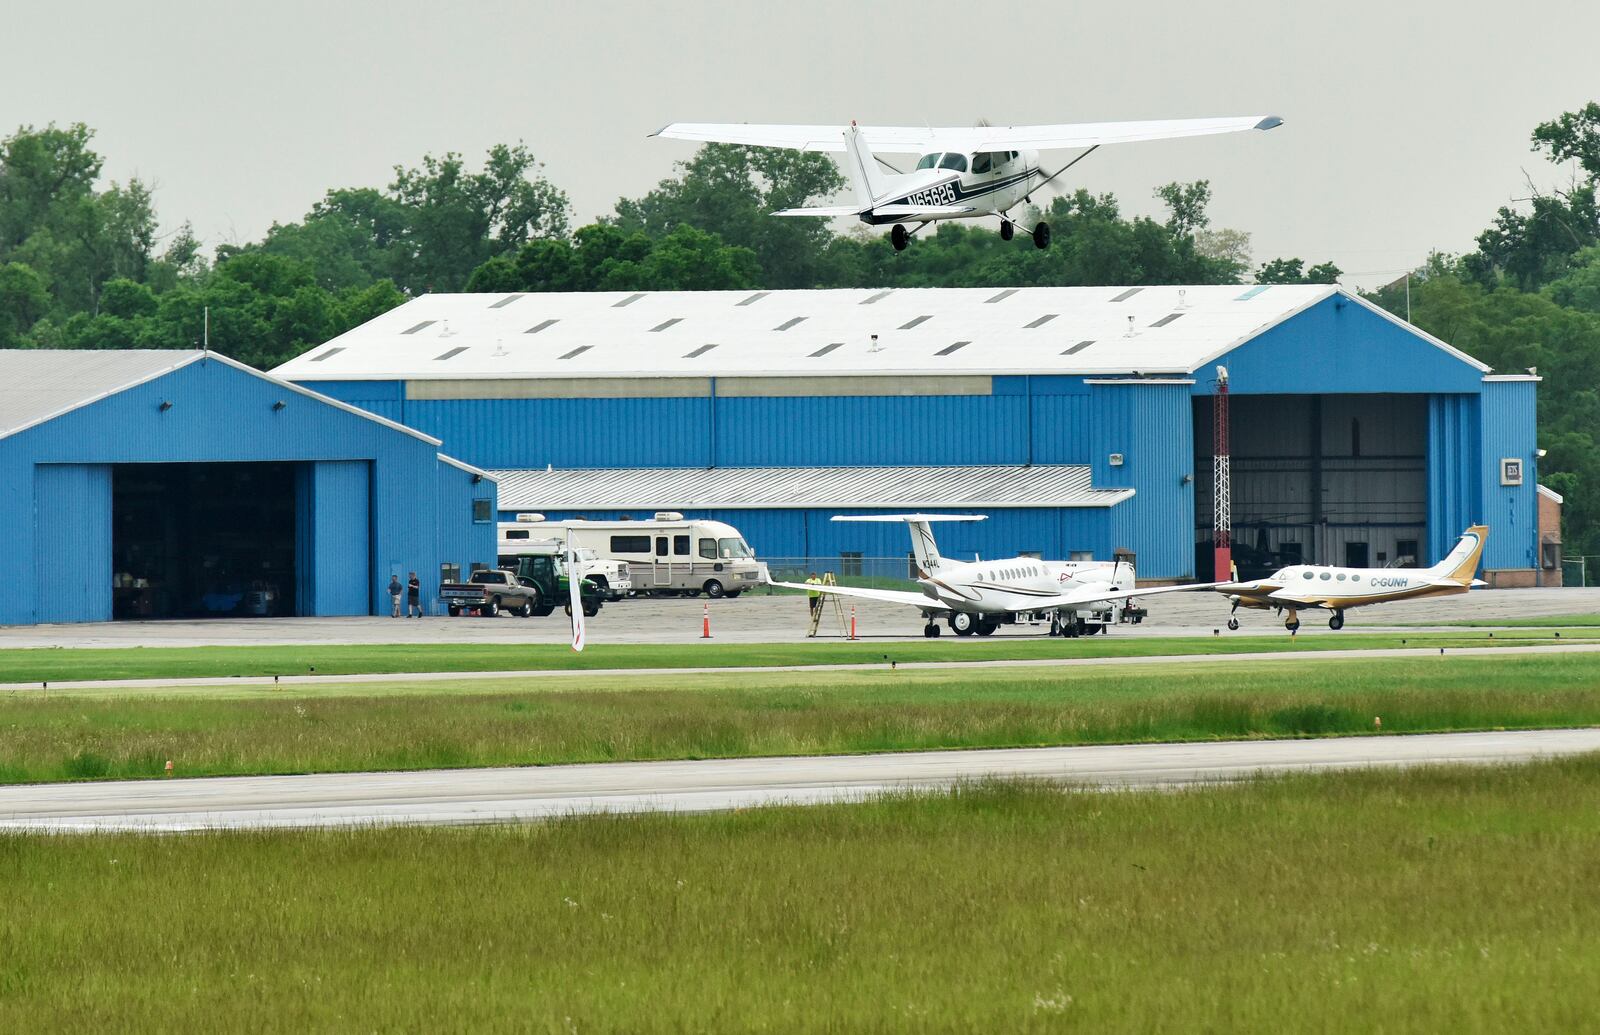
[1,587,1595,648]
[3,728,1596,832]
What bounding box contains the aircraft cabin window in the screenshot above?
[1303,572,1313,580]
[972,152,992,174]
[1320,572,1332,581]
[938,152,968,172]
[916,153,940,170]
[1353,575,1362,582]
[1337,573,1347,581]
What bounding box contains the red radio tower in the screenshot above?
[1213,365,1232,582]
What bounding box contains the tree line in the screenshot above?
[3,107,1598,554]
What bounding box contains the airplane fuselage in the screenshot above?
[917,555,1131,615]
[1222,565,1468,612]
[862,149,1043,225]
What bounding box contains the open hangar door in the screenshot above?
[111,463,300,618]
[1195,394,1428,580]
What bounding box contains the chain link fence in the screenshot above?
[751,557,919,594]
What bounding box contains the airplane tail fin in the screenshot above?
[1429,525,1490,584]
[831,513,986,576]
[841,124,888,212]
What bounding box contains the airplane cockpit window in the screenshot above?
[938,152,968,172]
[971,152,992,174]
[915,153,941,170]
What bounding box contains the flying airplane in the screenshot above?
[771,514,1216,638]
[1215,525,1490,633]
[651,115,1282,251]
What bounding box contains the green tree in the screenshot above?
[0,261,50,346]
[1255,257,1341,284]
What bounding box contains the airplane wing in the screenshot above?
[653,116,1281,154]
[772,205,865,217]
[870,204,977,217]
[769,578,950,612]
[1011,581,1222,613]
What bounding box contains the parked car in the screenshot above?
[441,566,602,618]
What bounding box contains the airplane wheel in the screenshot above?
[1227,618,1240,631]
[1329,612,1344,631]
[923,623,941,638]
[1032,222,1051,249]
[950,612,976,636]
[976,621,997,637]
[1286,618,1300,634]
[891,224,909,251]
[1000,219,1014,241]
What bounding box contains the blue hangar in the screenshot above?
[274,285,1547,585]
[0,350,496,625]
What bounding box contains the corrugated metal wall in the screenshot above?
[33,464,112,623]
[435,459,499,581]
[297,461,372,616]
[1088,383,1195,578]
[407,397,711,469]
[1427,394,1482,564]
[714,396,1026,466]
[1478,380,1538,570]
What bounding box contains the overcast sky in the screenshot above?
[6,0,1599,288]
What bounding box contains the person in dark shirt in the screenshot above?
[387,574,403,617]
[407,572,422,618]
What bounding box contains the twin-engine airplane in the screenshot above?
[769,515,1215,638]
[1216,525,1490,633]
[652,115,1282,250]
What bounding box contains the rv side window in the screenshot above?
[504,530,529,540]
[610,535,650,554]
[674,535,690,556]
[655,537,669,557]
[699,538,717,559]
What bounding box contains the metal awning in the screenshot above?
[491,464,1133,511]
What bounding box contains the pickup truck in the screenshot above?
[443,562,604,618]
[441,569,543,617]
[571,547,631,601]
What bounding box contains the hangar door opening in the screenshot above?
[112,463,299,618]
[1195,394,1427,580]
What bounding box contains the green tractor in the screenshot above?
[497,550,604,618]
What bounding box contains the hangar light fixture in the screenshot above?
[273,400,287,411]
[158,400,172,412]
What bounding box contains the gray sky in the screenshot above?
[6,0,1599,288]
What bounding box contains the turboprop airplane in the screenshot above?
[770,515,1216,638]
[652,115,1282,251]
[1215,525,1490,633]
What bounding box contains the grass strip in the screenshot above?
[3,760,1599,1031]
[0,629,1591,684]
[4,653,1600,783]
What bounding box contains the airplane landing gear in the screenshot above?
[950,612,976,636]
[1227,618,1240,631]
[1032,222,1051,249]
[1285,610,1301,634]
[922,621,941,638]
[1000,219,1014,241]
[890,224,910,251]
[1329,610,1345,631]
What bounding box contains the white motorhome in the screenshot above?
[500,513,765,598]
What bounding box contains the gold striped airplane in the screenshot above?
[1216,526,1489,632]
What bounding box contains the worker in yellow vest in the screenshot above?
[804,572,822,625]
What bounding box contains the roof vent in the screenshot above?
[1150,313,1183,327]
[612,293,645,308]
[737,291,769,306]
[516,513,546,522]
[654,511,684,521]
[309,347,345,362]
[1124,315,1137,338]
[650,318,683,332]
[684,343,718,359]
[1025,314,1058,329]
[774,317,807,331]
[492,339,509,358]
[489,294,522,309]
[526,319,559,334]
[936,341,970,356]
[861,289,893,305]
[1111,288,1143,302]
[867,333,883,353]
[435,346,469,361]
[1061,340,1094,355]
[560,345,592,360]
[401,320,435,335]
[899,315,932,330]
[985,289,1018,303]
[810,342,843,358]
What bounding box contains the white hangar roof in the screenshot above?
[271,284,1433,382]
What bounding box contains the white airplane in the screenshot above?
[771,514,1215,638]
[652,115,1282,251]
[1216,525,1490,633]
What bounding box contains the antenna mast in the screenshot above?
[1212,365,1232,582]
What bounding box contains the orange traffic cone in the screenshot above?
[164,760,173,775]
[702,601,712,639]
[850,605,857,641]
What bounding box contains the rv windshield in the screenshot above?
[718,538,754,559]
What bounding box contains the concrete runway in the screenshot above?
[2,587,1596,648]
[4,729,1596,833]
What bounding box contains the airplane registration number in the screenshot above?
[905,183,957,207]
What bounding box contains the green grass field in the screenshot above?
[0,629,1590,684]
[5,652,1600,784]
[1428,613,1600,628]
[3,760,1597,1031]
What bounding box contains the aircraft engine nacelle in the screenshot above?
[1069,582,1120,612]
